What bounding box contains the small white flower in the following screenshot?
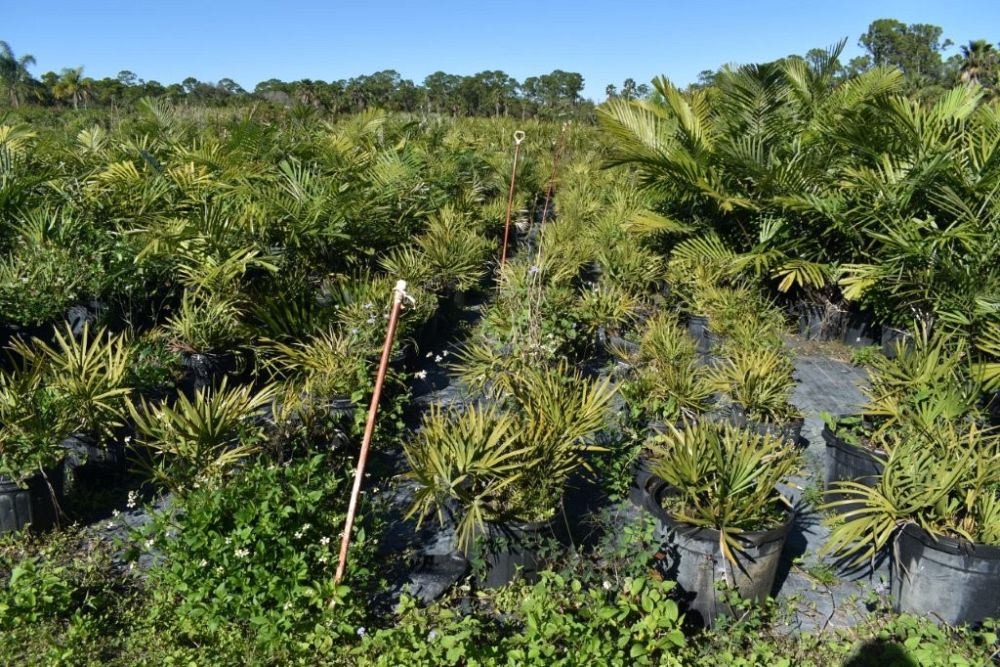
[144,539,154,549]
[235,548,250,559]
[199,559,208,568]
[126,490,138,509]
[428,630,438,641]
[318,554,328,563]
[111,509,121,517]
[441,350,448,357]
[124,436,132,443]
[283,601,293,611]
[225,537,232,545]
[414,370,428,380]
[425,351,433,358]
[434,355,442,362]
[320,536,330,546]
[356,627,366,637]
[106,521,115,529]
[294,529,305,539]
[602,580,612,591]
[215,565,224,575]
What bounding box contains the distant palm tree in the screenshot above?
[959,40,998,86]
[53,67,88,109]
[0,40,37,107]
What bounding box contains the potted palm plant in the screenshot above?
[708,346,803,445]
[644,421,800,627]
[166,290,246,395]
[129,378,278,492]
[822,422,1000,625]
[404,363,614,587]
[0,359,71,534]
[822,328,982,508]
[617,313,715,505]
[573,282,642,356]
[1,323,132,532]
[27,324,133,481]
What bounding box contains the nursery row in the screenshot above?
[2,75,1000,664]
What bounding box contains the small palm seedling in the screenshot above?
[404,405,526,551]
[25,323,132,441]
[623,358,714,425]
[258,328,369,399]
[165,290,244,356]
[416,205,495,293]
[129,378,278,491]
[708,346,799,424]
[863,325,982,436]
[573,282,642,342]
[648,420,800,564]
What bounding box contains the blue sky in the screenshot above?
[6,1,1000,101]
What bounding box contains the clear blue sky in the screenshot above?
[6,1,1000,101]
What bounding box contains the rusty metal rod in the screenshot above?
[499,130,526,269]
[335,280,407,585]
[539,122,568,225]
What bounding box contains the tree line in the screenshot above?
[0,45,592,119]
[692,20,1000,99]
[2,19,999,118]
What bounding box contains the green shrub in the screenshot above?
[357,574,686,667]
[135,453,381,661]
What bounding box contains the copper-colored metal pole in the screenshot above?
[499,130,526,269]
[539,122,568,225]
[335,280,407,584]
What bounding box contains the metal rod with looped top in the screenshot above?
[499,130,526,269]
[335,279,410,585]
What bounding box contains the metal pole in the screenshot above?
[499,130,526,269]
[335,280,408,584]
[539,122,568,225]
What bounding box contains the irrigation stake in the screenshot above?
[334,279,410,585]
[498,130,526,269]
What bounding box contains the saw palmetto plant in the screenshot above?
[129,378,278,491]
[822,422,1000,565]
[709,346,799,424]
[258,328,369,399]
[648,420,800,564]
[404,364,614,551]
[623,358,714,424]
[573,282,642,339]
[164,289,245,355]
[23,323,132,440]
[862,325,983,437]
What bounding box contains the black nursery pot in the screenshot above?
[644,479,793,628]
[685,315,712,355]
[629,456,657,508]
[179,351,238,395]
[796,301,846,342]
[822,424,884,514]
[63,433,129,487]
[842,307,881,348]
[728,406,803,446]
[470,518,555,589]
[892,523,1000,625]
[0,464,65,536]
